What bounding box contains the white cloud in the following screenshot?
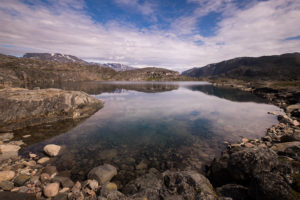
[0,0,299,72]
[114,0,155,16]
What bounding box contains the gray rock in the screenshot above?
[207,147,278,186]
[0,88,104,131]
[14,174,30,186]
[249,172,294,200]
[207,146,299,200]
[0,181,14,191]
[88,164,117,185]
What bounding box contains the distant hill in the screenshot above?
[113,67,182,81]
[182,53,300,81]
[0,54,191,87]
[102,63,136,71]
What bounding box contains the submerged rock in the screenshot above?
[0,88,104,131]
[88,164,117,185]
[44,144,61,157]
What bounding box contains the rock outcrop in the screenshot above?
[123,171,219,200]
[0,88,104,131]
[207,143,300,199]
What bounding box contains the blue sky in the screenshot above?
[0,0,300,71]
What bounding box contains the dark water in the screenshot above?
[19,81,281,187]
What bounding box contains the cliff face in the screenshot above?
[182,53,300,81]
[0,87,104,131]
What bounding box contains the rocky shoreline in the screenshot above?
[0,84,299,199]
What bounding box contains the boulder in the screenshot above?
[123,171,218,200]
[43,182,60,198]
[207,147,278,186]
[0,88,104,131]
[88,164,117,185]
[0,171,15,182]
[207,146,300,200]
[249,172,294,200]
[44,144,61,157]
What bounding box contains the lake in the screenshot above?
[19,81,281,188]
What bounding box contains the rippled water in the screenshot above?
[19,81,281,187]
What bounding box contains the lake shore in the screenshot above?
[0,83,299,199]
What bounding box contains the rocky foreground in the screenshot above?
[0,87,104,132]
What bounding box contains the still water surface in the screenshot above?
[19,81,281,187]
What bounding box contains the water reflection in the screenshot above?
[26,81,179,94]
[19,81,281,188]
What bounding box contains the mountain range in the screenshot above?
[182,53,300,81]
[0,53,191,88]
[23,53,136,72]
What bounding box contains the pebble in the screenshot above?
[29,153,37,158]
[44,182,60,197]
[37,157,50,164]
[44,144,61,157]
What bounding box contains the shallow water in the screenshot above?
[19,81,281,187]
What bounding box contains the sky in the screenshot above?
[0,0,300,72]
